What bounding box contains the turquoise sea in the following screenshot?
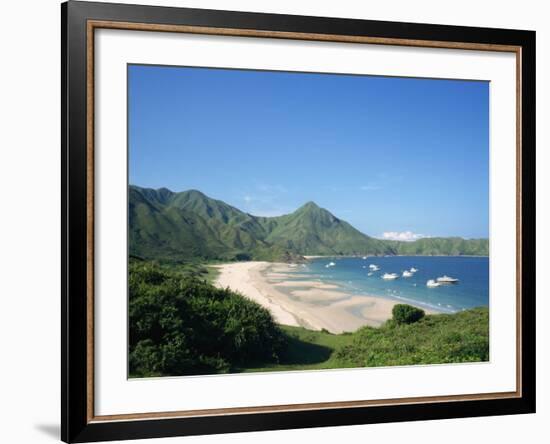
[287,256,489,314]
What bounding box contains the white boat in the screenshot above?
[402,270,413,277]
[436,275,459,284]
[367,272,373,276]
[369,264,380,271]
[426,279,440,287]
[410,267,418,273]
[362,256,367,260]
[325,261,336,268]
[382,273,399,280]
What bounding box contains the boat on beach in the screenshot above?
[382,272,399,280]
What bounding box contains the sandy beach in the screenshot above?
[213,261,411,334]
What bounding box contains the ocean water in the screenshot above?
[286,256,489,314]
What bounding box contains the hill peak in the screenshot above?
[130,185,175,205]
[183,189,208,198]
[157,186,173,193]
[300,201,321,210]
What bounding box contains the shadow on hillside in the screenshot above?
[279,334,332,365]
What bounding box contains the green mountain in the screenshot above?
[129,186,488,262]
[389,237,489,256]
[261,201,389,256]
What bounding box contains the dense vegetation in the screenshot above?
[129,260,489,377]
[335,307,489,367]
[389,237,489,257]
[129,261,286,377]
[129,185,488,262]
[392,304,425,325]
[245,307,489,373]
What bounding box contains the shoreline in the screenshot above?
[304,254,489,259]
[213,261,435,334]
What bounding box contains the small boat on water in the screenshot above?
[369,264,380,271]
[367,272,373,276]
[426,279,440,287]
[362,256,367,260]
[325,261,336,268]
[410,267,418,273]
[382,272,399,280]
[436,275,459,284]
[402,270,413,277]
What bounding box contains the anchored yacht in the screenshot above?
[382,272,399,280]
[436,275,459,284]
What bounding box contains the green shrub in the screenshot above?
[129,261,286,377]
[335,307,489,368]
[392,304,425,325]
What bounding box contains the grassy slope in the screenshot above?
[240,308,489,373]
[129,256,221,284]
[240,326,355,373]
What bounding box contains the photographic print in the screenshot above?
[128,64,489,378]
[62,4,535,440]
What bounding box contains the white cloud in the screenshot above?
[381,231,427,242]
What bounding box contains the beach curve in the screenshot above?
[213,261,411,334]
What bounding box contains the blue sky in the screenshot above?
[128,65,489,239]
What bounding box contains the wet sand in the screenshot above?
[213,261,409,334]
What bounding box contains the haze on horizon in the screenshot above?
[128,64,489,240]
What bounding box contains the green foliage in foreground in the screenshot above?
[392,304,425,325]
[129,261,286,377]
[335,307,489,367]
[129,260,489,376]
[130,255,221,284]
[242,307,488,373]
[240,326,356,373]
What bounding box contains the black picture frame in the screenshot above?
[61,1,536,442]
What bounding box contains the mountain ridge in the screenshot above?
[129,185,489,262]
